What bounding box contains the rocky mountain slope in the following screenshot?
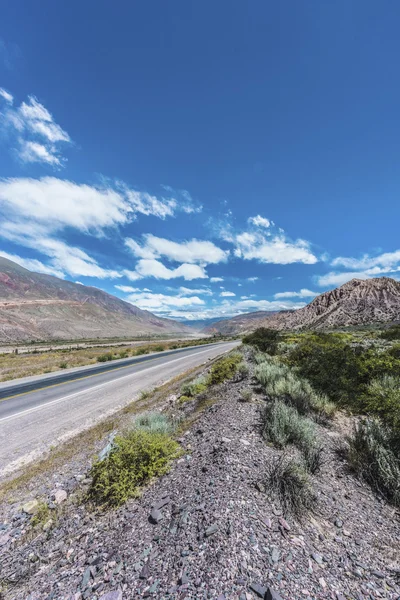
[0,257,193,342]
[205,277,400,334]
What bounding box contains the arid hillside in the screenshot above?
[0,257,193,342]
[204,277,400,334]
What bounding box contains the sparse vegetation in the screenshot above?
[266,455,315,517]
[30,501,51,528]
[240,388,253,402]
[181,375,208,398]
[348,418,400,506]
[207,353,242,385]
[133,411,177,435]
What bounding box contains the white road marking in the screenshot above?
[0,345,230,424]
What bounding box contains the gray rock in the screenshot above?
[22,500,39,515]
[266,588,284,600]
[205,523,218,537]
[52,489,68,504]
[312,552,323,565]
[81,567,92,589]
[139,562,150,580]
[249,583,267,597]
[153,496,171,510]
[271,548,280,563]
[99,593,122,600]
[149,508,163,524]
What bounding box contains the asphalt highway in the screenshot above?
[0,341,239,478]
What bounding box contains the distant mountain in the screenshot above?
[181,316,232,330]
[0,257,195,342]
[203,277,400,335]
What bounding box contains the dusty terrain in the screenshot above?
[0,354,399,600]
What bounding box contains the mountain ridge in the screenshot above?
[204,277,400,334]
[0,257,194,342]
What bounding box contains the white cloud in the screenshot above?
[220,291,236,297]
[75,281,84,285]
[210,277,224,282]
[121,187,176,219]
[0,251,65,278]
[331,250,400,272]
[115,285,142,293]
[126,291,205,312]
[125,234,228,265]
[315,271,376,288]
[235,232,317,265]
[0,87,13,104]
[248,276,259,282]
[248,215,272,228]
[0,93,72,167]
[124,259,207,281]
[274,288,317,299]
[178,286,212,295]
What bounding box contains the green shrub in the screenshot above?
[181,375,208,397]
[133,412,177,435]
[348,418,400,505]
[178,395,190,404]
[263,400,316,449]
[240,388,253,402]
[59,362,68,369]
[135,348,149,356]
[153,345,166,352]
[380,325,400,340]
[89,429,181,506]
[236,362,249,380]
[364,375,400,430]
[207,354,242,385]
[266,455,315,517]
[254,352,270,365]
[265,372,335,418]
[119,351,128,358]
[243,328,280,354]
[97,353,114,363]
[254,361,289,387]
[31,501,51,528]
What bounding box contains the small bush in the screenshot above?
[348,418,400,505]
[153,345,166,352]
[59,362,68,369]
[302,442,325,475]
[266,455,315,517]
[243,327,280,354]
[240,388,253,402]
[254,352,270,365]
[236,362,249,380]
[97,353,113,363]
[364,375,400,431]
[263,400,316,449]
[133,412,177,435]
[380,325,400,340]
[135,348,149,356]
[254,361,289,387]
[89,429,181,506]
[207,354,242,385]
[178,395,191,404]
[31,501,50,528]
[181,375,208,397]
[119,351,128,358]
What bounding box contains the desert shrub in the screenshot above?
[181,375,208,398]
[302,442,325,474]
[153,345,166,352]
[119,351,128,358]
[59,362,68,369]
[348,418,400,505]
[240,388,253,402]
[253,352,269,365]
[97,353,113,363]
[178,395,190,404]
[263,400,316,449]
[266,455,315,517]
[254,361,289,386]
[236,362,249,380]
[135,348,149,356]
[264,372,335,419]
[31,501,51,528]
[364,375,400,430]
[133,412,177,435]
[380,325,400,340]
[207,353,242,385]
[243,328,280,354]
[89,429,181,506]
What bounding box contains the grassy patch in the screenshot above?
[266,455,315,517]
[181,375,208,398]
[30,500,51,528]
[133,412,177,435]
[348,418,400,506]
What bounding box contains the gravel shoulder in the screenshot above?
[0,356,399,600]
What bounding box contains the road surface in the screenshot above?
[0,341,239,478]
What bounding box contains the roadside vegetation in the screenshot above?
[245,326,400,509]
[0,337,226,383]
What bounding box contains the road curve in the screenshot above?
[0,341,239,478]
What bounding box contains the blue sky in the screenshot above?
[1,1,400,321]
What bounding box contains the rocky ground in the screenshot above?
[1,360,400,600]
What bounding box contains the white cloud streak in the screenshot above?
[274,288,317,299]
[125,234,228,265]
